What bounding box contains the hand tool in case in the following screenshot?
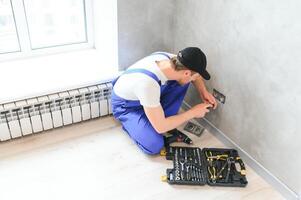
[160,146,248,187]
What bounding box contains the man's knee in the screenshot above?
[118,113,164,155]
[139,136,164,155]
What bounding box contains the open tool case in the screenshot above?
[161,146,248,187]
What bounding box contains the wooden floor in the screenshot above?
[0,116,284,200]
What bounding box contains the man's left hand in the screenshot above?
[201,90,217,109]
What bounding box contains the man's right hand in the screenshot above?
[189,103,212,118]
[143,103,212,134]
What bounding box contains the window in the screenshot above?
[0,0,93,60]
[0,0,20,54]
[23,0,87,49]
[0,0,118,103]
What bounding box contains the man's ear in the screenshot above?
[183,69,192,76]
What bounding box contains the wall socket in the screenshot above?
[184,121,205,137]
[213,89,226,104]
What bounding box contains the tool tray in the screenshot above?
[163,146,248,187]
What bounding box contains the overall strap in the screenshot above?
[123,68,162,86]
[151,52,171,59]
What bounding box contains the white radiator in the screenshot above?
[0,81,113,142]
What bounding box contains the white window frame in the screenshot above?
[0,0,94,62]
[0,0,118,103]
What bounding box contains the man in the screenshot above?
[111,47,217,155]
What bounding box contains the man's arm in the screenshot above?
[144,103,212,134]
[192,76,217,109]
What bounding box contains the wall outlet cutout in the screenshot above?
[184,121,205,137]
[213,89,226,104]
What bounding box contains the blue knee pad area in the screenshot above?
[121,114,164,155]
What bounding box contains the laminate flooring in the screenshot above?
[0,116,284,200]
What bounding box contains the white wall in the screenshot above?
[173,0,301,197]
[117,0,175,69]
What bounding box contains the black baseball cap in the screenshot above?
[177,47,211,80]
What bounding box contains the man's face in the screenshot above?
[178,70,200,85]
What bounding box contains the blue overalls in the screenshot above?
[111,53,190,155]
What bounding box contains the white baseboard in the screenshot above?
[182,101,299,200]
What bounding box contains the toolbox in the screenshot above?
[161,146,248,187]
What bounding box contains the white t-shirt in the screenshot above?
[113,52,176,107]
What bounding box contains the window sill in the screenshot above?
[0,49,119,103]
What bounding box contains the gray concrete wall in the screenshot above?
[117,0,175,69]
[173,0,301,196]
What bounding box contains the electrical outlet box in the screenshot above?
[213,89,226,104]
[184,121,205,137]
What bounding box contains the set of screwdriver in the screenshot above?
[161,146,248,187]
[162,146,206,185]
